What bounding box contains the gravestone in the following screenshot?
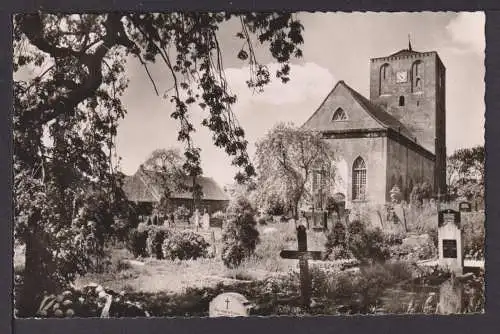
[280,225,324,307]
[459,201,472,213]
[438,209,464,274]
[209,292,252,317]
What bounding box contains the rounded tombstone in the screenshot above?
[209,292,252,317]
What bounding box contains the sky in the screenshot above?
[26,12,487,188]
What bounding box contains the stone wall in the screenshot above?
[325,136,387,206]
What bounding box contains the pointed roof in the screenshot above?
[340,81,414,139]
[122,170,230,203]
[303,80,414,140]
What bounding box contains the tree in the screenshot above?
[139,148,187,215]
[13,12,304,316]
[221,196,260,268]
[447,146,484,201]
[254,123,334,219]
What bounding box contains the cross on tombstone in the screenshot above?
[279,225,324,308]
[225,298,230,309]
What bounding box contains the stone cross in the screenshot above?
[279,225,324,307]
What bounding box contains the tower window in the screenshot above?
[352,157,367,201]
[332,108,347,121]
[379,63,390,95]
[399,96,405,106]
[412,60,424,92]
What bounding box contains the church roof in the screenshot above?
[340,82,415,139]
[122,170,230,203]
[388,48,422,58]
[302,80,415,140]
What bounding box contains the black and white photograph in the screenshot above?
[13,11,485,318]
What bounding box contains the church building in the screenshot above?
[302,44,447,206]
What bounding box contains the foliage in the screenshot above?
[126,228,148,258]
[447,146,484,201]
[211,210,225,220]
[145,226,171,259]
[14,12,304,316]
[174,205,190,222]
[141,148,188,216]
[254,123,334,218]
[347,220,390,265]
[162,231,210,260]
[221,196,260,268]
[462,212,485,260]
[410,182,433,206]
[325,221,349,260]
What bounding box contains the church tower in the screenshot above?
[369,44,447,197]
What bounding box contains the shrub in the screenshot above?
[146,226,171,259]
[410,182,433,206]
[162,231,210,260]
[126,228,148,258]
[462,212,485,260]
[347,220,390,264]
[325,222,349,260]
[174,206,190,222]
[221,196,260,268]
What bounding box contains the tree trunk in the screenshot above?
[17,211,57,317]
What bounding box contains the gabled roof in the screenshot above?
[302,80,414,140]
[122,170,230,203]
[341,82,414,139]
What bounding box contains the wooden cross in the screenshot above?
[279,225,324,307]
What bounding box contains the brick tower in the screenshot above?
[368,43,447,197]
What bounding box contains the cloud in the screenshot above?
[446,12,485,54]
[225,62,336,107]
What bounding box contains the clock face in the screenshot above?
[396,71,408,83]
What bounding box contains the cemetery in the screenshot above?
[14,194,485,317]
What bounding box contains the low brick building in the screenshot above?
[122,169,230,216]
[302,45,446,207]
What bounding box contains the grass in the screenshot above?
[73,222,328,295]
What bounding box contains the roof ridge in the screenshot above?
[301,80,344,129]
[340,81,414,139]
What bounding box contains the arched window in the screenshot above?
[399,96,405,106]
[379,63,390,95]
[332,108,347,121]
[412,60,423,92]
[352,157,367,201]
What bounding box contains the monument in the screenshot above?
[209,292,252,317]
[438,209,464,274]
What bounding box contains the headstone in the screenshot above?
[438,209,464,274]
[459,201,472,213]
[436,278,464,314]
[209,292,252,317]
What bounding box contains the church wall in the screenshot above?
[386,137,435,201]
[325,136,387,206]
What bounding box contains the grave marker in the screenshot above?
[438,209,464,274]
[209,292,251,317]
[279,225,324,307]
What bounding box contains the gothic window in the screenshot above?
[352,157,367,201]
[332,108,347,121]
[412,60,423,92]
[379,63,390,95]
[399,96,405,106]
